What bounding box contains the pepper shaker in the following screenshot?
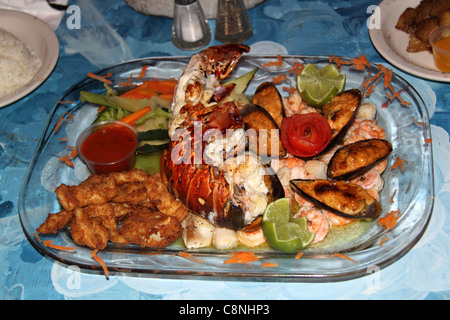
[215,0,253,44]
[172,0,211,51]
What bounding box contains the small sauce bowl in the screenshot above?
[76,121,138,174]
[429,24,450,73]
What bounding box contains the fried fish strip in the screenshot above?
[110,169,150,185]
[36,210,74,234]
[55,174,118,211]
[143,172,189,222]
[118,208,183,248]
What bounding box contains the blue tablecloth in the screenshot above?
[1,0,449,300]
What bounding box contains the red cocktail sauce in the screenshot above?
[79,122,137,174]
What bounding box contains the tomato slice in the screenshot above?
[280,113,332,157]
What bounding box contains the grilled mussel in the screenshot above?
[290,179,382,220]
[320,89,362,154]
[327,139,393,180]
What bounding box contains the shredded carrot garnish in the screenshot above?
[390,156,408,171]
[350,55,371,71]
[364,84,375,97]
[117,74,137,87]
[333,253,357,263]
[54,113,64,133]
[34,232,76,251]
[178,251,203,263]
[224,251,260,265]
[262,54,283,68]
[282,85,297,95]
[329,55,351,69]
[406,180,412,191]
[65,112,74,120]
[289,62,305,75]
[261,262,278,268]
[57,100,76,104]
[90,249,110,280]
[87,72,113,85]
[425,138,432,144]
[378,210,401,230]
[390,189,397,204]
[58,137,68,141]
[272,74,288,84]
[70,148,78,159]
[379,236,388,247]
[58,154,74,168]
[137,65,149,79]
[413,117,426,127]
[295,252,304,260]
[120,106,152,126]
[98,105,107,113]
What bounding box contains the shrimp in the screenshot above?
[295,207,329,244]
[272,156,314,206]
[344,118,386,145]
[236,229,267,248]
[282,90,317,117]
[350,167,384,201]
[323,211,354,227]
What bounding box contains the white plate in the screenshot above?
[369,0,450,82]
[0,9,59,108]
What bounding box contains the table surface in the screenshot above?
[1,0,449,300]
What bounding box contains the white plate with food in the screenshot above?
[0,9,59,108]
[18,48,434,282]
[369,0,450,82]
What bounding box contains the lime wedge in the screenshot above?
[262,198,315,253]
[297,63,346,108]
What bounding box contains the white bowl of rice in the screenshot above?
[0,9,59,108]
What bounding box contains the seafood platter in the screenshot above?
[18,45,434,281]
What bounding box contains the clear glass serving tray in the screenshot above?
[18,55,434,282]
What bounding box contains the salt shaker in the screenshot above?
[172,0,211,51]
[215,0,253,44]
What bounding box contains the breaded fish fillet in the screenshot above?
[144,172,189,222]
[118,208,183,248]
[55,174,118,211]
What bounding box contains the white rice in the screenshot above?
[0,28,42,99]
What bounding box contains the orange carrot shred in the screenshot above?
[379,236,388,247]
[289,62,304,74]
[178,251,203,263]
[65,112,74,120]
[57,100,76,104]
[261,262,278,267]
[262,55,283,68]
[425,138,432,144]
[413,117,426,127]
[390,156,408,171]
[378,210,401,230]
[54,113,64,133]
[91,249,110,279]
[350,55,371,71]
[295,252,304,260]
[58,137,68,141]
[224,251,260,265]
[98,105,107,112]
[117,74,137,87]
[87,72,113,85]
[137,65,149,79]
[34,232,76,251]
[390,189,397,204]
[70,148,78,159]
[333,252,358,263]
[272,74,288,84]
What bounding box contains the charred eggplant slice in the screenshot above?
[252,82,285,128]
[327,139,393,180]
[321,89,362,149]
[240,103,287,158]
[290,179,382,220]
